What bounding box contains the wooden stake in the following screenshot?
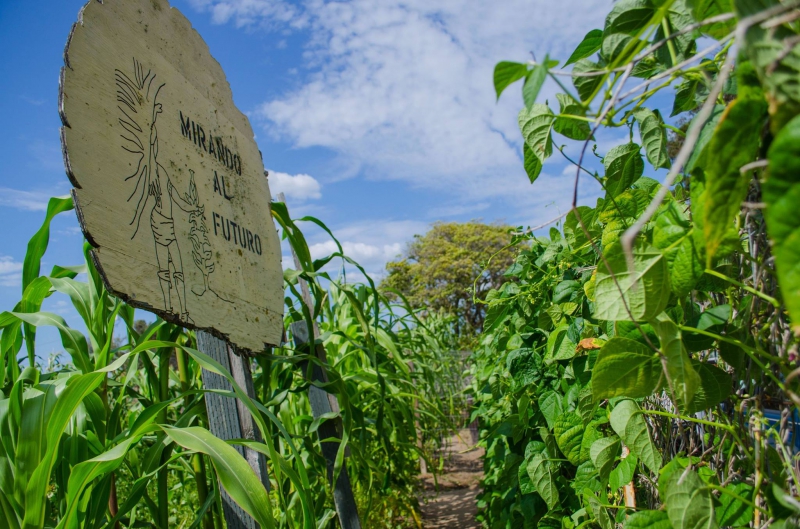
[621,445,637,510]
[198,331,271,529]
[290,322,361,529]
[278,193,361,529]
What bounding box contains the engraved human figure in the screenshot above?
[116,58,197,322]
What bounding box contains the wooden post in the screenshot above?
[198,331,271,529]
[278,193,361,529]
[621,445,637,510]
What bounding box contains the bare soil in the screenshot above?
[419,429,483,529]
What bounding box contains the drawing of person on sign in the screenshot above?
[116,58,198,323]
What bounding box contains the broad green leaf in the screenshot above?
[48,278,92,329]
[579,422,602,463]
[573,462,601,495]
[584,489,614,529]
[540,391,564,430]
[683,304,731,352]
[494,61,528,100]
[566,29,603,66]
[655,0,696,67]
[523,143,543,183]
[703,88,767,264]
[604,143,644,198]
[14,381,58,509]
[685,105,725,173]
[685,361,731,414]
[22,196,74,292]
[665,468,719,529]
[22,360,127,529]
[554,412,584,465]
[527,454,559,510]
[653,201,703,297]
[546,324,577,362]
[553,280,580,304]
[518,104,555,164]
[624,510,672,529]
[633,108,671,170]
[614,320,659,347]
[19,196,74,365]
[523,64,548,109]
[652,314,701,411]
[764,114,800,333]
[744,23,800,132]
[672,78,702,116]
[716,482,753,527]
[573,59,604,102]
[11,312,92,374]
[631,54,663,79]
[718,336,746,374]
[577,384,596,423]
[609,399,661,473]
[554,94,591,141]
[609,453,637,491]
[770,483,800,515]
[594,241,670,322]
[537,517,562,529]
[590,437,620,481]
[59,435,145,529]
[690,166,739,262]
[605,0,656,35]
[592,337,662,400]
[0,490,21,529]
[602,33,633,63]
[162,426,275,529]
[539,427,560,460]
[564,206,600,250]
[658,456,717,498]
[689,0,734,39]
[518,459,536,494]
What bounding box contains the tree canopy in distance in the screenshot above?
[381,221,516,335]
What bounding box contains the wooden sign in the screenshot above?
[60,0,283,352]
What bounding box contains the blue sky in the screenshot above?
[0,0,637,357]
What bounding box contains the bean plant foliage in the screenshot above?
[474,1,800,528]
[0,196,462,528]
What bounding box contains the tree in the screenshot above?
[381,221,516,334]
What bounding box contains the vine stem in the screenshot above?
[620,1,800,271]
[511,211,568,236]
[704,268,780,308]
[706,482,767,513]
[533,13,736,78]
[570,62,662,352]
[641,409,751,460]
[617,37,733,101]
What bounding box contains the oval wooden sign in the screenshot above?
[60,0,283,352]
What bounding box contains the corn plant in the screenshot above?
[0,197,462,529]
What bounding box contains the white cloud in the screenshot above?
[188,0,304,28]
[194,0,607,206]
[0,188,56,211]
[268,170,322,200]
[302,218,428,279]
[0,256,23,288]
[429,202,491,219]
[57,226,83,236]
[309,239,400,264]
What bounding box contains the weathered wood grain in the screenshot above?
[198,331,269,529]
[290,321,361,529]
[60,0,283,352]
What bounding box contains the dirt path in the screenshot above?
[419,429,483,529]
